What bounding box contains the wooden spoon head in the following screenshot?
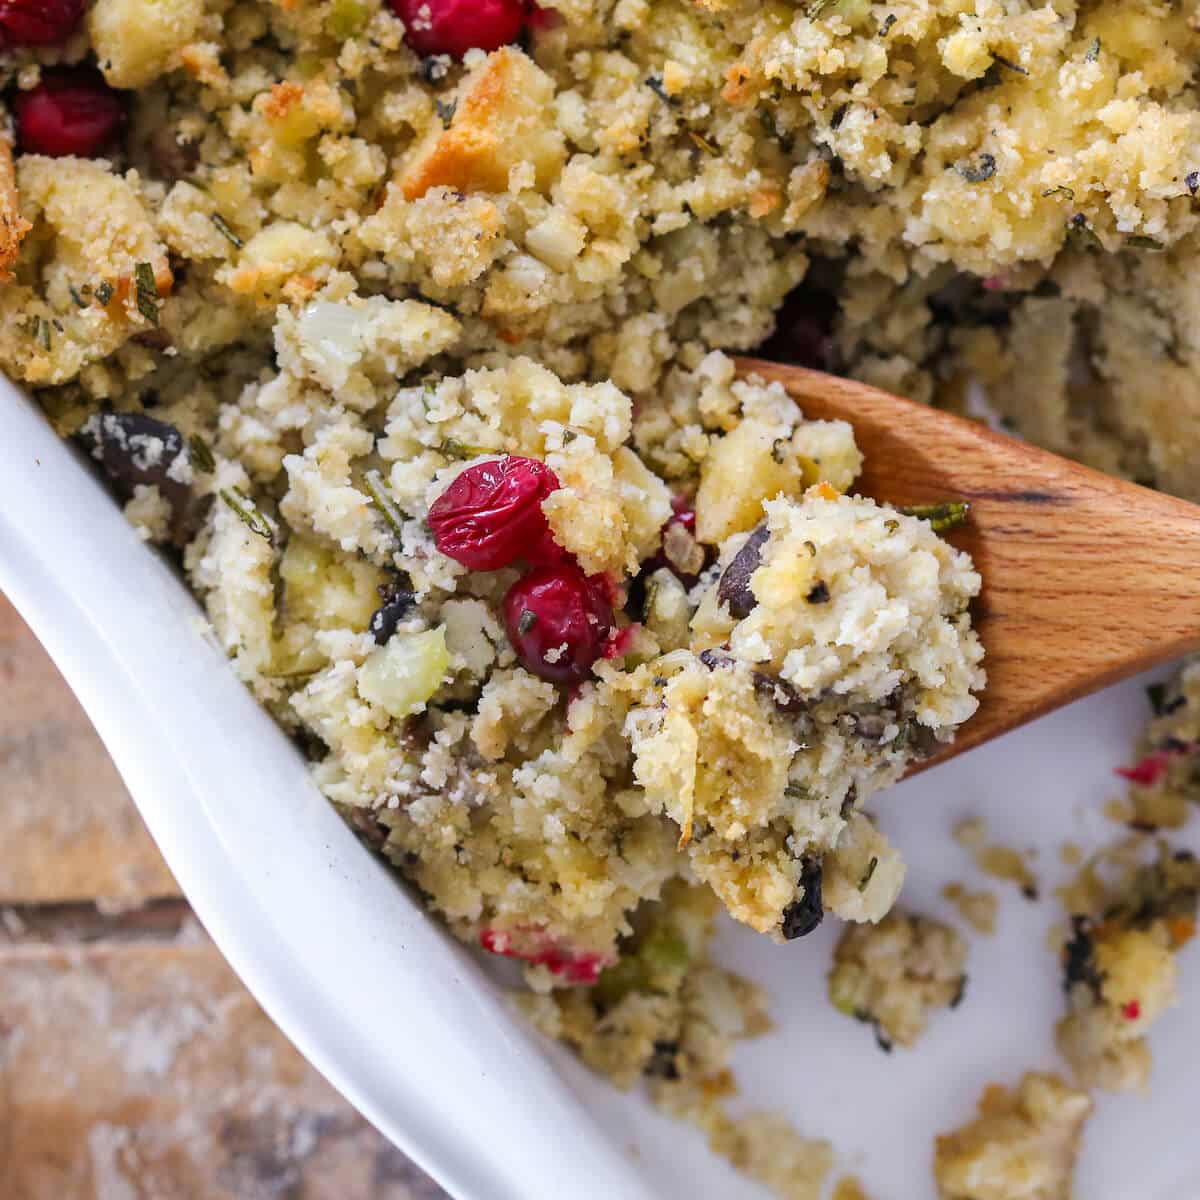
[736,358,1200,770]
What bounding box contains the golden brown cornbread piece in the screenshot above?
[399,47,565,200]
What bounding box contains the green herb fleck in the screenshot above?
[1066,213,1102,248]
[210,213,244,249]
[897,501,970,532]
[644,75,677,105]
[1041,185,1075,201]
[188,435,216,474]
[687,129,718,157]
[957,153,997,184]
[134,262,160,325]
[434,98,457,128]
[221,488,274,542]
[364,468,407,541]
[438,437,485,460]
[807,0,835,17]
[1084,37,1101,63]
[784,782,811,801]
[1187,172,1199,196]
[857,856,879,892]
[517,609,538,635]
[1146,682,1168,716]
[325,0,367,38]
[68,283,89,308]
[878,12,896,36]
[992,55,1028,76]
[95,281,115,306]
[27,315,51,351]
[1127,234,1165,250]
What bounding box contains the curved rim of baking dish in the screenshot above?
[0,379,659,1200]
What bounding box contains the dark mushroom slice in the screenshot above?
[716,522,770,619]
[780,856,824,939]
[369,580,417,645]
[77,411,197,545]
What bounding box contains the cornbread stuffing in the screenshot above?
[828,908,968,1050]
[1056,839,1200,1092]
[4,0,1200,1194]
[934,1073,1092,1200]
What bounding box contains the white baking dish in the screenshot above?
[3,378,1198,1199]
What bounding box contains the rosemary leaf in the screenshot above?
[188,434,216,474]
[134,261,160,326]
[210,212,244,249]
[364,468,407,541]
[897,501,970,532]
[221,488,275,542]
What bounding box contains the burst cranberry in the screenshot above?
[480,927,608,985]
[14,69,124,159]
[390,0,527,59]
[0,0,86,47]
[428,455,561,571]
[504,564,613,684]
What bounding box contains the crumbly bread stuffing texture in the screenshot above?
[934,1072,1092,1200]
[523,881,835,1200]
[1114,658,1200,830]
[176,341,979,969]
[829,909,968,1050]
[24,0,1200,1192]
[1056,840,1200,1092]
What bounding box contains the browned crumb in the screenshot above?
[832,1175,874,1200]
[934,1072,1091,1200]
[0,136,31,283]
[1059,843,1083,867]
[1103,797,1133,825]
[954,817,1039,900]
[942,883,998,936]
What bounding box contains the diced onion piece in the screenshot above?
[357,626,449,718]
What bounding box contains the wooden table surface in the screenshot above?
[0,594,449,1199]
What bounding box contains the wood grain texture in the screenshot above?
[738,358,1200,766]
[0,937,447,1200]
[0,594,178,904]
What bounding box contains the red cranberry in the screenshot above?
[0,0,86,47]
[14,69,124,159]
[479,927,608,985]
[504,565,613,684]
[390,0,527,59]
[428,455,562,572]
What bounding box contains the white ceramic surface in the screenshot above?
[3,378,1198,1200]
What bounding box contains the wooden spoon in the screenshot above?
[736,357,1200,770]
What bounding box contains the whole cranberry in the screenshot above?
[15,69,124,158]
[504,565,613,684]
[390,0,528,59]
[428,455,562,572]
[0,0,86,47]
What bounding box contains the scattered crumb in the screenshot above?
[1059,843,1083,867]
[832,1176,873,1200]
[934,1072,1091,1200]
[954,818,1039,900]
[828,910,968,1050]
[1056,842,1200,1092]
[1102,797,1133,825]
[942,883,998,936]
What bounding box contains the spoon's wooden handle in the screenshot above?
[738,358,1200,766]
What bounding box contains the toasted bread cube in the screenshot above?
[89,0,205,89]
[400,48,565,201]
